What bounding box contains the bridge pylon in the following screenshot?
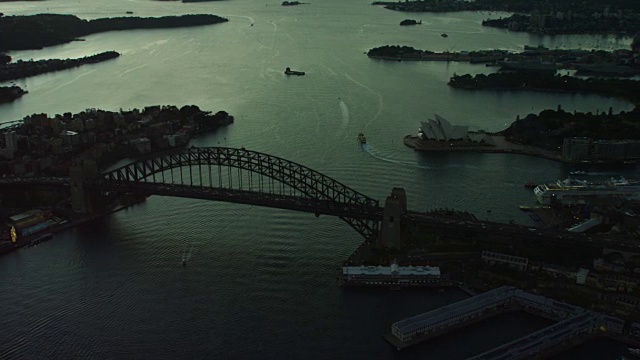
[70,159,99,213]
[377,188,407,248]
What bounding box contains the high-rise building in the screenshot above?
[0,131,19,159]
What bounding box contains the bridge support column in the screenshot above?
[378,188,407,249]
[70,159,99,213]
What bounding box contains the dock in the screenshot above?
[384,286,626,357]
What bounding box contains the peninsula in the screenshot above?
[403,108,640,163]
[448,73,640,109]
[0,51,120,82]
[500,108,640,152]
[368,45,639,70]
[0,85,27,104]
[0,105,234,256]
[0,14,228,51]
[0,105,234,177]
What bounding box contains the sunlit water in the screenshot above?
[0,0,635,358]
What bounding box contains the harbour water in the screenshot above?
[0,0,635,358]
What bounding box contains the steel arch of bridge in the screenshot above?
[95,147,381,239]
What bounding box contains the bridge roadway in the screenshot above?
[0,176,636,252]
[91,180,384,220]
[0,177,69,188]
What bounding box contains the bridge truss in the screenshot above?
[94,147,382,240]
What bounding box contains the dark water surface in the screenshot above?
[0,0,635,358]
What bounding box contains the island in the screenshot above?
[0,85,27,104]
[0,51,120,82]
[0,14,228,51]
[399,19,421,26]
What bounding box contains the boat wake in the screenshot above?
[338,97,350,132]
[343,73,383,130]
[362,143,433,170]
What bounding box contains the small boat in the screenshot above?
[524,181,537,189]
[441,33,448,37]
[126,11,133,14]
[182,260,186,267]
[358,133,367,144]
[284,67,305,76]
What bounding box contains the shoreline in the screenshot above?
[0,196,147,257]
[403,135,564,162]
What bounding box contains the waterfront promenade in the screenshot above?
[403,135,563,162]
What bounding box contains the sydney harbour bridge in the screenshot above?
[0,146,631,253]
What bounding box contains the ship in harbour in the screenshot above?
[284,67,305,76]
[533,177,640,205]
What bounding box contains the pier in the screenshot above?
[384,286,626,357]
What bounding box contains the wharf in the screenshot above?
[404,135,563,162]
[384,305,521,351]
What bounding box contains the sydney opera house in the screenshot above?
[418,114,494,145]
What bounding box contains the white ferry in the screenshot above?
[533,177,640,205]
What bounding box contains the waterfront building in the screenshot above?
[388,286,625,355]
[576,268,589,285]
[417,114,494,146]
[389,286,589,344]
[562,137,640,163]
[602,316,625,334]
[419,114,468,142]
[7,209,53,243]
[8,209,44,228]
[390,286,515,343]
[340,261,441,287]
[0,131,19,159]
[562,137,591,161]
[630,322,640,337]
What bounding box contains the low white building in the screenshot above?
[130,137,152,153]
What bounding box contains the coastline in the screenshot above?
[403,135,563,162]
[0,195,147,257]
